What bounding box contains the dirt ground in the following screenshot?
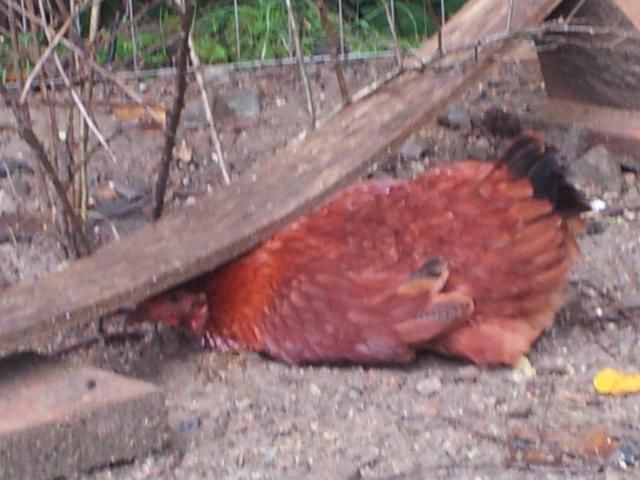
[1,45,640,479]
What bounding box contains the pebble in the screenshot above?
[399,134,430,162]
[437,104,471,130]
[415,376,442,396]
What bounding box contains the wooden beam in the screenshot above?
[524,98,640,162]
[0,353,168,479]
[537,0,640,109]
[0,0,564,355]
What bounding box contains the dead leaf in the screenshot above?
[508,425,620,468]
[113,104,166,130]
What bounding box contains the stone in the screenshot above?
[222,89,262,119]
[482,107,523,137]
[568,144,624,198]
[0,189,17,216]
[399,135,430,162]
[415,376,442,396]
[437,104,471,130]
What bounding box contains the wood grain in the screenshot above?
[537,0,640,109]
[0,0,563,354]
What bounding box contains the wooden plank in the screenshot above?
[537,0,640,109]
[525,98,640,163]
[0,353,168,479]
[0,0,564,355]
[613,0,640,30]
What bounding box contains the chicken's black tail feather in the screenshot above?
[500,132,590,217]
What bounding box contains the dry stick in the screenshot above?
[19,11,77,103]
[285,0,316,127]
[425,0,443,55]
[0,84,90,257]
[506,0,515,32]
[80,0,104,221]
[127,0,138,72]
[381,0,403,69]
[24,0,58,229]
[233,0,241,60]
[33,0,118,164]
[187,34,231,185]
[566,0,588,24]
[317,0,350,105]
[6,3,23,89]
[152,1,194,220]
[5,0,163,124]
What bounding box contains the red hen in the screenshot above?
[133,133,588,366]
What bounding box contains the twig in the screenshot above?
[19,8,78,103]
[5,0,164,124]
[233,0,241,59]
[0,84,90,257]
[285,0,316,127]
[34,0,117,164]
[506,0,515,33]
[425,0,442,55]
[382,0,403,69]
[317,0,350,104]
[188,35,230,185]
[127,0,138,72]
[153,1,194,220]
[566,0,588,24]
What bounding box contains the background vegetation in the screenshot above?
[1,1,468,74]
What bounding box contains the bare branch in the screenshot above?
[153,1,194,220]
[188,34,231,185]
[0,84,91,257]
[285,0,316,127]
[19,10,77,103]
[381,0,403,69]
[5,0,164,124]
[317,0,350,104]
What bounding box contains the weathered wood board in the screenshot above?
[0,0,564,355]
[537,0,640,109]
[0,353,168,479]
[525,98,640,165]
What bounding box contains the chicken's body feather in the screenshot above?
[136,135,587,366]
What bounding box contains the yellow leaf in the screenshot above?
[593,368,640,396]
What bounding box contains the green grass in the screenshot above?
[1,0,470,76]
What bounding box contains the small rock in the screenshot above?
[468,136,493,161]
[415,376,442,395]
[309,383,321,396]
[0,157,34,178]
[223,89,261,119]
[437,104,471,130]
[568,144,624,198]
[203,65,231,84]
[512,356,536,382]
[507,399,533,418]
[399,135,430,162]
[0,189,17,215]
[455,365,480,381]
[177,417,200,434]
[617,437,640,469]
[111,178,150,201]
[482,107,523,137]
